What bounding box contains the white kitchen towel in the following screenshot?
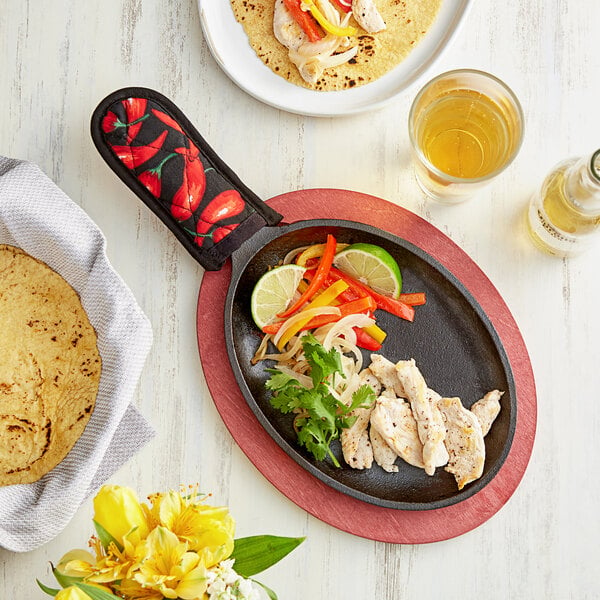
[0,157,155,552]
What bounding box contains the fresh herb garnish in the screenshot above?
[266,334,376,467]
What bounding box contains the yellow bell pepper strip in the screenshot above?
[302,0,358,36]
[361,323,387,344]
[296,242,348,267]
[283,0,323,42]
[276,279,349,349]
[278,234,338,318]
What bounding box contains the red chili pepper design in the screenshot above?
[123,97,148,142]
[152,108,184,133]
[198,189,245,224]
[170,149,206,221]
[212,223,239,243]
[138,169,162,197]
[112,130,168,169]
[193,220,240,247]
[102,110,120,134]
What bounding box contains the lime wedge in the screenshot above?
[251,264,306,329]
[333,243,402,298]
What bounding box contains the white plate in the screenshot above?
[198,0,471,117]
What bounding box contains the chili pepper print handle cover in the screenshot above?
[90,87,283,271]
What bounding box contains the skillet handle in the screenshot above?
[90,87,283,271]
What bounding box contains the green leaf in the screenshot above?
[74,582,122,600]
[231,535,304,577]
[93,519,123,552]
[52,565,83,588]
[36,579,60,597]
[253,579,278,600]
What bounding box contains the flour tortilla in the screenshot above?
[230,0,442,91]
[0,245,101,486]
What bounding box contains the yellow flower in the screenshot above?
[55,587,92,600]
[86,536,145,584]
[93,485,150,547]
[56,549,96,579]
[133,526,209,600]
[147,487,235,567]
[54,583,112,600]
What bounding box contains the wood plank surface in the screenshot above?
[1,1,599,598]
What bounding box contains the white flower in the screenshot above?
[206,560,261,600]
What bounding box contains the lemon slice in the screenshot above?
[251,264,306,329]
[333,243,402,298]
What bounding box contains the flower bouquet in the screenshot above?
[37,485,304,600]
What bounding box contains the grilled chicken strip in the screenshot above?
[395,360,448,475]
[341,369,380,469]
[273,0,305,51]
[438,397,486,490]
[369,354,406,397]
[352,0,386,33]
[370,389,425,469]
[370,426,399,472]
[471,389,503,436]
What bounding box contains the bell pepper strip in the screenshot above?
[331,0,352,13]
[296,243,348,267]
[398,292,427,306]
[352,327,382,351]
[263,294,376,336]
[328,267,416,322]
[276,279,349,349]
[304,268,361,303]
[361,323,387,344]
[282,0,323,42]
[302,0,357,36]
[278,234,338,318]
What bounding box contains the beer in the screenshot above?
[528,150,600,257]
[409,70,523,204]
[417,89,515,179]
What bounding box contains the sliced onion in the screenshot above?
[322,314,375,350]
[273,306,341,349]
[272,363,313,389]
[283,245,312,265]
[252,333,272,364]
[263,333,305,363]
[319,45,359,68]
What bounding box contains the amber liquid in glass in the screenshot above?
[417,89,514,179]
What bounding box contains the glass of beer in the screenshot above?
[408,69,524,204]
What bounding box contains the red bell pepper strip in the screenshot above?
[352,327,382,351]
[278,234,337,318]
[328,267,416,322]
[398,292,427,306]
[331,0,352,12]
[304,268,361,303]
[283,0,323,42]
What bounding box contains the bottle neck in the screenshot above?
[565,149,600,214]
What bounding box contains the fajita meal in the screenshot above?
[230,0,442,91]
[250,236,503,490]
[0,245,101,486]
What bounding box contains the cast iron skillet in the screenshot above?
[91,88,517,511]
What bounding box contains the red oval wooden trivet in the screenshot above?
[197,189,536,543]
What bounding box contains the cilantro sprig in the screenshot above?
[265,334,376,467]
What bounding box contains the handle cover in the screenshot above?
[90,87,283,271]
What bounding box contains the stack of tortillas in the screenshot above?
[0,244,101,486]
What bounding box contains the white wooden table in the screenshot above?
[1,1,599,598]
